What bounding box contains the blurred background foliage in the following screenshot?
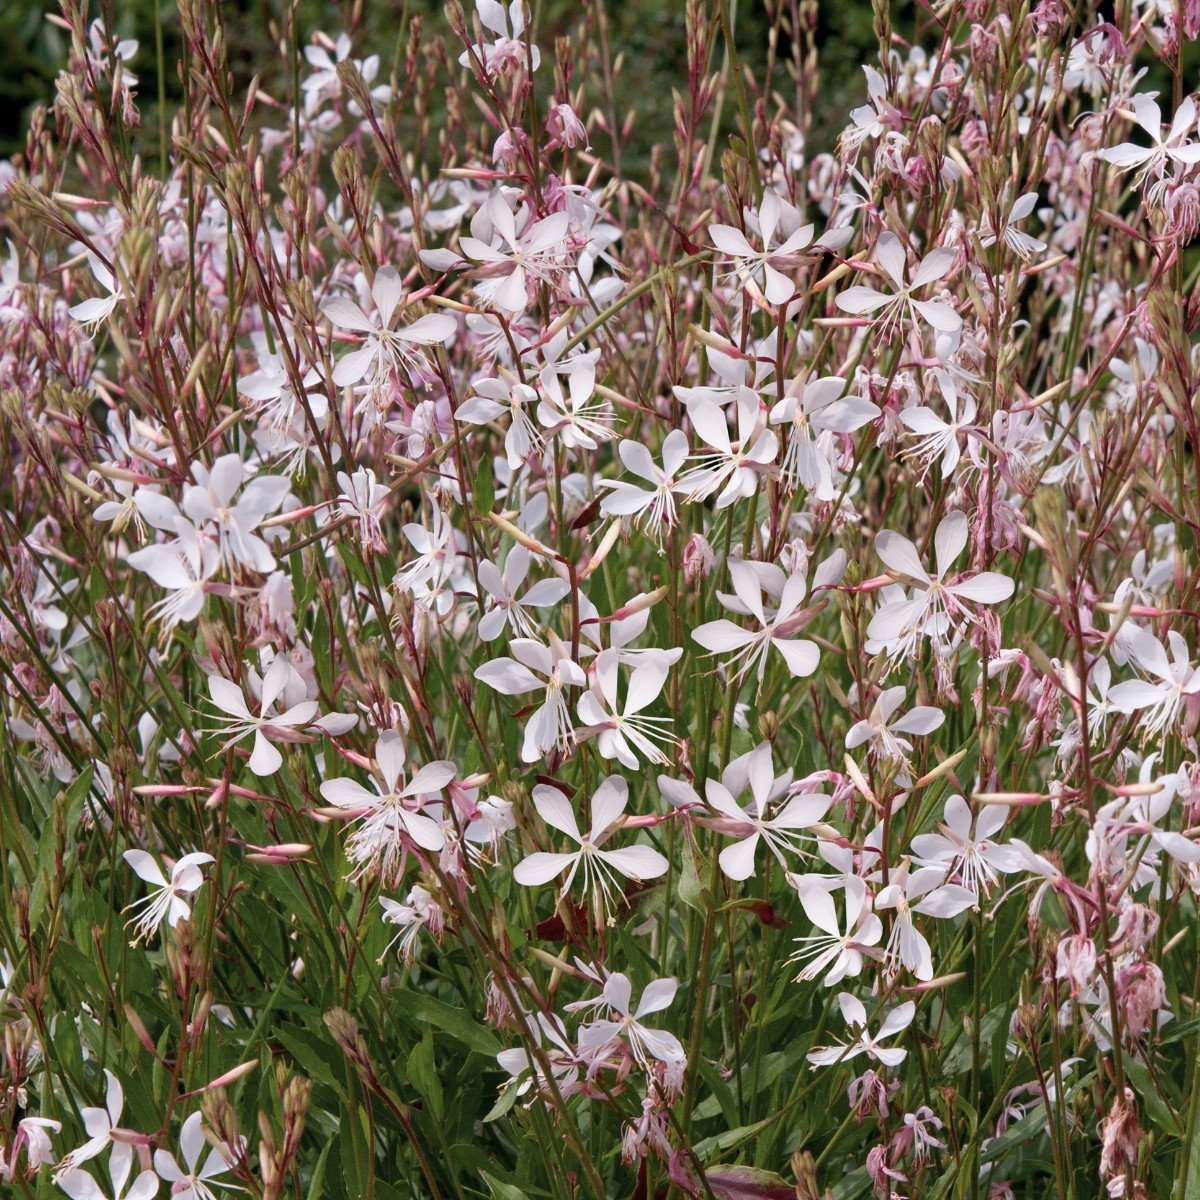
[0,0,882,167]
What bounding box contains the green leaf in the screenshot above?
[407,1031,444,1121]
[398,991,500,1056]
[481,1170,534,1200]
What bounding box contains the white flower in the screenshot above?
[122,851,214,944]
[846,686,944,764]
[598,430,690,537]
[334,468,389,550]
[898,370,977,478]
[909,795,1022,894]
[457,191,569,313]
[458,0,541,76]
[206,657,320,777]
[693,557,821,683]
[1099,94,1200,186]
[58,1147,158,1200]
[707,742,830,880]
[768,374,879,499]
[153,1113,237,1200]
[867,511,1014,661]
[576,974,686,1071]
[874,863,976,981]
[807,992,915,1068]
[835,232,961,337]
[708,188,813,304]
[475,635,585,762]
[979,192,1046,259]
[512,777,668,903]
[457,377,541,469]
[320,731,454,877]
[323,267,456,388]
[53,1070,129,1181]
[476,546,569,641]
[679,391,778,509]
[576,649,676,768]
[789,875,882,986]
[1108,629,1200,738]
[69,255,124,328]
[126,522,219,630]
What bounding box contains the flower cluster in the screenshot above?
[2,2,1200,1199]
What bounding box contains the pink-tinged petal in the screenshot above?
[475,657,542,694]
[834,285,892,314]
[402,761,456,796]
[321,296,376,333]
[371,266,405,326]
[531,785,582,840]
[333,343,378,387]
[709,224,757,257]
[123,849,167,887]
[837,991,868,1028]
[718,833,760,881]
[878,1000,916,1038]
[398,313,457,344]
[599,844,669,880]
[891,706,943,735]
[248,730,283,777]
[208,676,252,720]
[636,977,678,1015]
[934,511,969,578]
[588,775,629,838]
[1108,679,1168,712]
[866,596,925,642]
[513,851,577,886]
[693,619,758,653]
[1098,143,1154,168]
[949,572,1014,604]
[875,232,907,289]
[875,530,928,582]
[914,883,977,918]
[795,877,840,935]
[320,777,375,808]
[911,299,962,332]
[772,636,820,678]
[911,246,955,288]
[398,808,446,851]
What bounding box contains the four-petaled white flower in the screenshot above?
[319,731,455,877]
[475,635,586,762]
[512,777,668,902]
[576,649,677,769]
[206,657,321,776]
[693,557,822,683]
[867,511,1014,661]
[576,973,686,1071]
[874,862,977,981]
[835,232,961,337]
[709,188,813,305]
[707,742,830,880]
[789,875,882,986]
[807,992,915,1068]
[477,545,570,641]
[769,374,879,500]
[122,851,214,944]
[323,266,456,388]
[153,1112,237,1200]
[1099,94,1200,188]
